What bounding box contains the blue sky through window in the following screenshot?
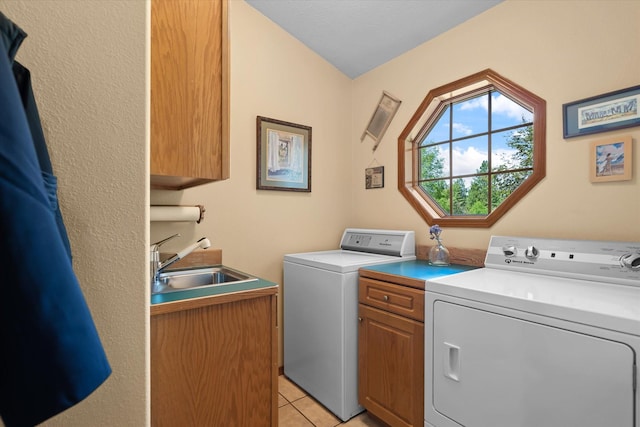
[422,90,533,182]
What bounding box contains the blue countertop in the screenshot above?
[151,276,278,305]
[360,259,478,280]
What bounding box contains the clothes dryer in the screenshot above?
[424,236,640,427]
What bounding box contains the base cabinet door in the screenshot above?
[358,303,424,427]
[151,294,277,426]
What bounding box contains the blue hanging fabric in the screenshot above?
[0,12,111,427]
[14,61,74,259]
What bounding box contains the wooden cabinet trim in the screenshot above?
[220,0,230,178]
[164,249,223,269]
[416,245,486,267]
[269,293,278,426]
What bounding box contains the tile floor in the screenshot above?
[278,376,386,427]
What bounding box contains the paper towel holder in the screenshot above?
[150,205,206,223]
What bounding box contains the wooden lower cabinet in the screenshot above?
[358,276,424,427]
[151,289,277,426]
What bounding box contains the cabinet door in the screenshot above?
[151,295,276,427]
[358,304,424,427]
[151,0,229,189]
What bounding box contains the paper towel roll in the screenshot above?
[150,205,205,223]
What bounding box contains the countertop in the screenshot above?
[151,273,278,306]
[359,259,479,289]
[150,248,278,310]
[150,250,278,312]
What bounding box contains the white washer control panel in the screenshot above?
[487,236,640,287]
[339,228,415,257]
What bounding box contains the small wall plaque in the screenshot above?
[365,166,384,189]
[589,135,632,182]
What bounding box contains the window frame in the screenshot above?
[397,69,546,228]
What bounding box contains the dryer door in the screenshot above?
[430,301,635,427]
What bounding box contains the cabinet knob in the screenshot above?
[358,317,363,322]
[383,295,389,302]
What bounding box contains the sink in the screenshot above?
[152,265,258,294]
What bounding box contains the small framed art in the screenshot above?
[563,85,640,138]
[257,116,311,192]
[365,166,384,189]
[590,135,632,182]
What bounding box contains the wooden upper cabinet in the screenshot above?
[151,0,230,190]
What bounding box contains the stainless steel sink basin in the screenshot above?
[152,265,258,294]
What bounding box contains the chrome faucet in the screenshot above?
[150,233,211,292]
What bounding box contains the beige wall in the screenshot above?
[352,0,640,249]
[1,1,148,426]
[150,0,354,365]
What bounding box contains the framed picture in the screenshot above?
[365,166,384,189]
[257,116,311,192]
[590,135,633,183]
[563,84,640,138]
[361,91,402,151]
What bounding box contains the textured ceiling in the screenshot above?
[245,0,503,79]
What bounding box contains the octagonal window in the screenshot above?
[398,69,546,227]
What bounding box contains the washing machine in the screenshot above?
[283,228,416,421]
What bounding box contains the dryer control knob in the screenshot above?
[525,246,539,260]
[502,245,517,257]
[620,252,640,270]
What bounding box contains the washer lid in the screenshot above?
[426,268,640,336]
[284,249,413,273]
